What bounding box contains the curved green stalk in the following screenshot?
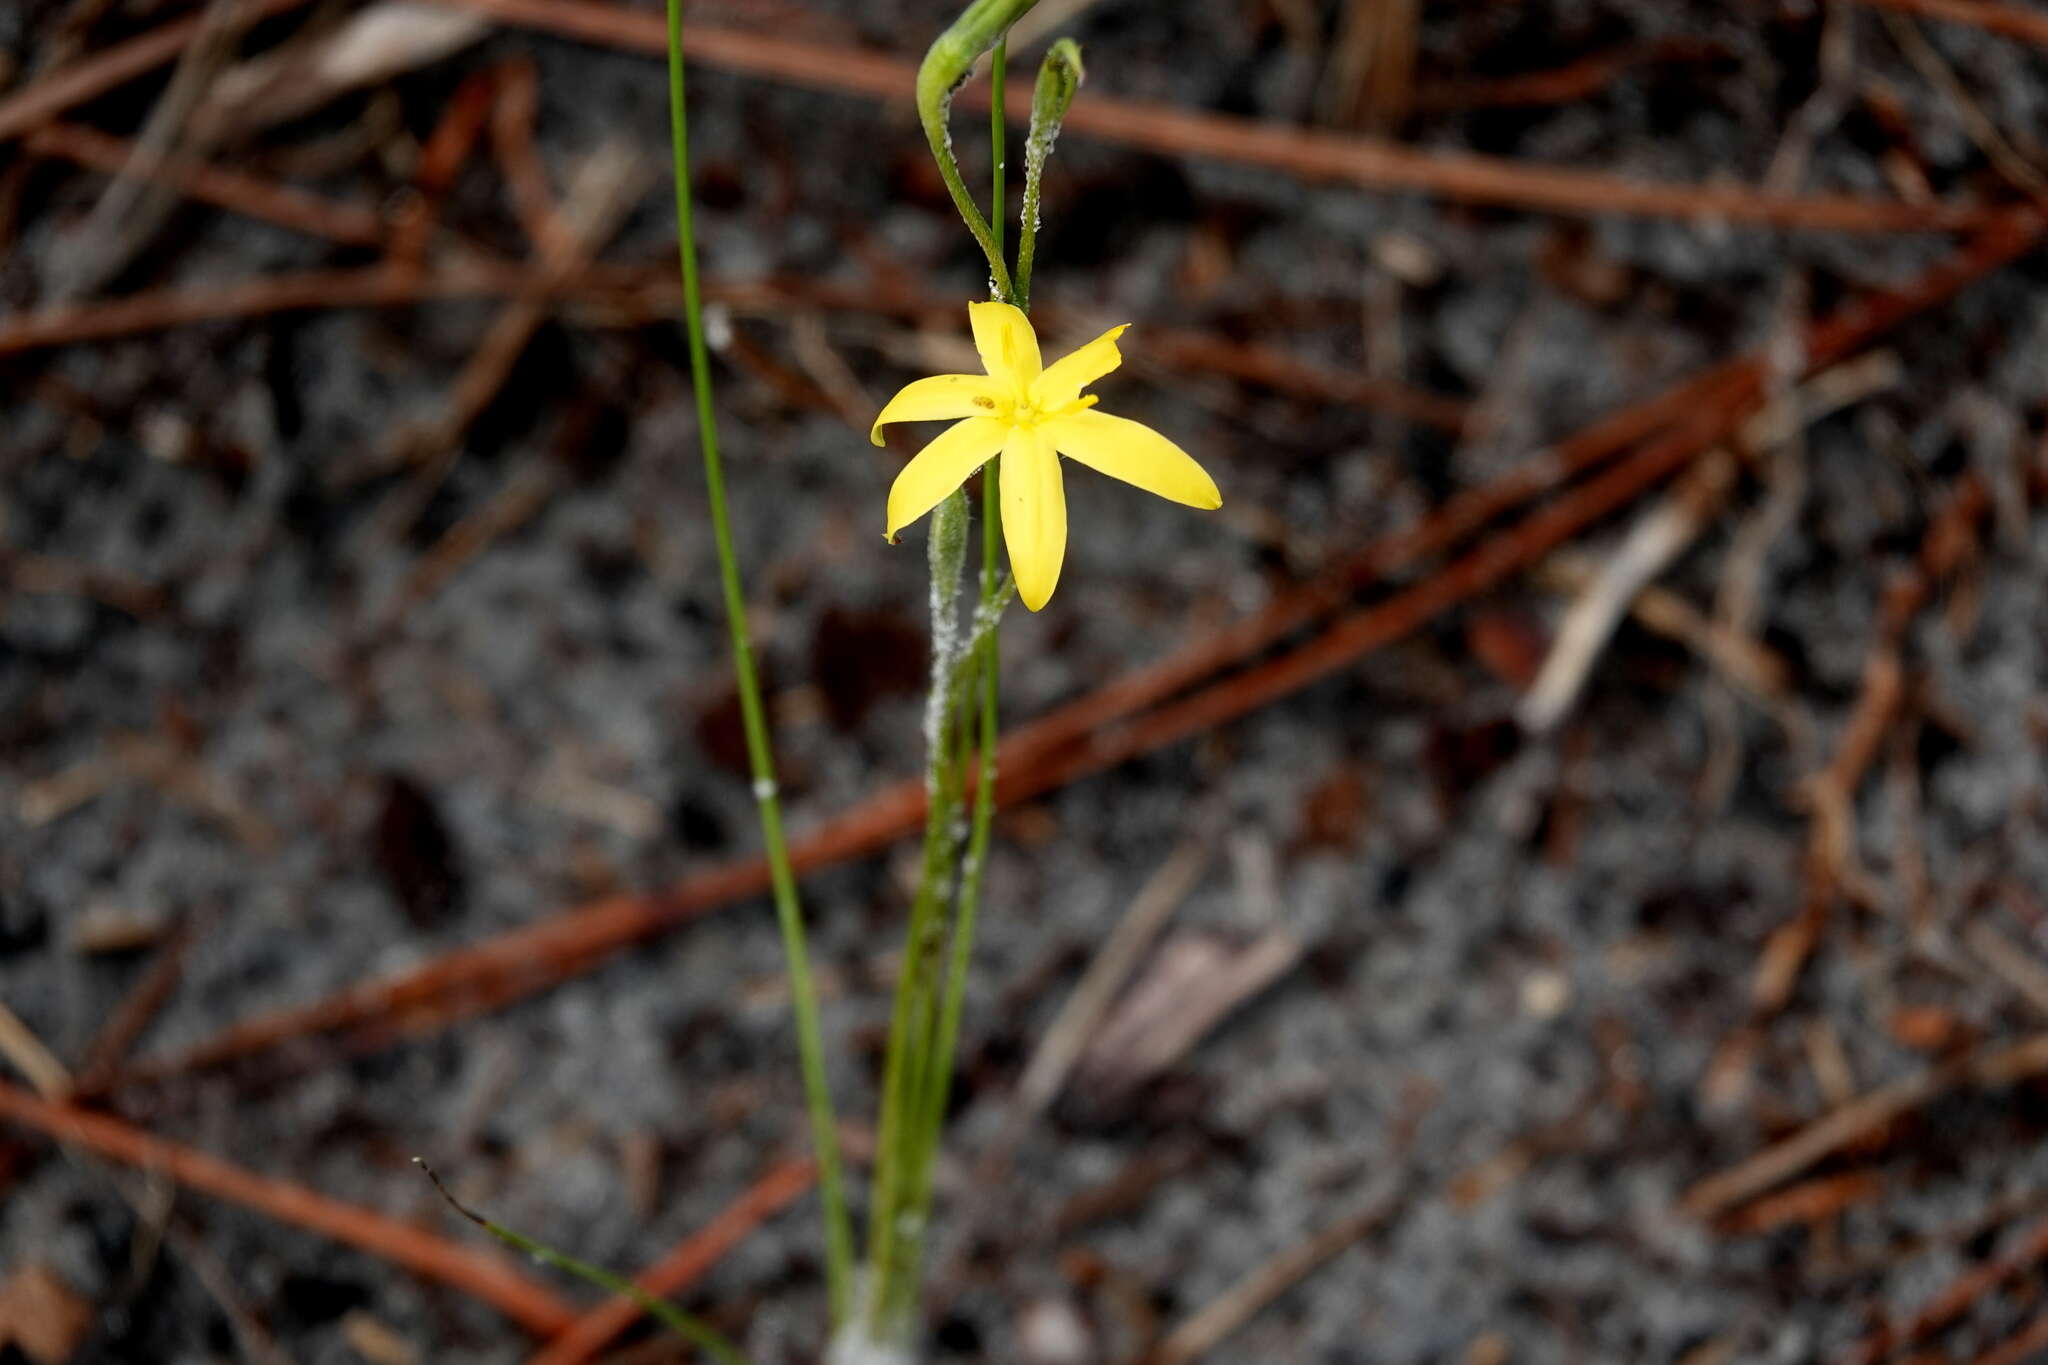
[991,37,1006,263]
[666,0,853,1326]
[915,0,1040,296]
[1015,39,1084,309]
[420,1162,749,1365]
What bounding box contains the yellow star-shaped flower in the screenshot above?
[872,301,1222,611]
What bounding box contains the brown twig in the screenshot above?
[27,122,389,247]
[48,0,254,301]
[489,56,571,256]
[104,338,1724,1082]
[0,1081,578,1335]
[0,263,1465,438]
[1139,327,1469,432]
[0,1003,71,1098]
[1848,0,2048,49]
[0,0,315,145]
[1843,1206,2048,1363]
[1517,450,1740,733]
[1414,39,1729,112]
[1879,7,2047,195]
[1020,201,2030,793]
[1720,1170,1884,1235]
[71,917,199,1098]
[112,210,2046,1091]
[1317,0,1416,131]
[1754,473,1988,1011]
[389,65,500,268]
[523,1158,815,1365]
[1146,1189,1400,1364]
[0,262,526,356]
[0,1005,304,1365]
[1685,1034,2048,1219]
[1971,1314,2048,1365]
[1535,558,1792,702]
[2,547,171,617]
[434,0,1999,235]
[371,140,642,529]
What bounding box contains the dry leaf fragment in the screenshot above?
[1074,929,1300,1100]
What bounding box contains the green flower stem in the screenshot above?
[990,36,1006,263]
[420,1162,750,1365]
[927,62,1012,1202]
[905,468,1005,1268]
[666,0,853,1328]
[866,490,973,1338]
[1015,39,1084,310]
[861,12,1033,1348]
[860,505,1014,1344]
[916,0,1039,297]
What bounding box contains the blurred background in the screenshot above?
[4,0,2048,1361]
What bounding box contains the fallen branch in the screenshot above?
[1848,0,2048,49]
[1518,350,1901,733]
[0,0,314,144]
[1973,1314,2048,1365]
[112,209,2046,1095]
[1147,1189,1400,1364]
[0,1081,578,1336]
[1842,1206,2048,1364]
[1684,1033,2048,1218]
[27,122,389,247]
[1755,471,1991,1010]
[0,261,1468,433]
[439,0,1999,234]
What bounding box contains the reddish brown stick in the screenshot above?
[119,209,2045,1090]
[110,347,1717,1083]
[71,918,198,1095]
[27,123,389,246]
[0,260,1471,433]
[1971,1311,2048,1365]
[525,1158,816,1365]
[1843,1207,2048,1364]
[0,263,534,355]
[0,1080,578,1336]
[389,66,502,268]
[1848,0,2048,47]
[437,0,1994,235]
[0,0,315,144]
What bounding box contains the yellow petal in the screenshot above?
[870,373,1005,445]
[968,300,1041,390]
[886,416,1009,541]
[1041,408,1222,510]
[1031,323,1129,407]
[999,424,1066,611]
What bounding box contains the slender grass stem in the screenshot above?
[420,1162,750,1365]
[991,37,1006,263]
[665,0,852,1327]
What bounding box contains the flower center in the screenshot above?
[1003,390,1097,430]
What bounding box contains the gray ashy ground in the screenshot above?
[5,1,2048,1361]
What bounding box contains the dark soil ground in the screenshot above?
[5,1,2048,1362]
